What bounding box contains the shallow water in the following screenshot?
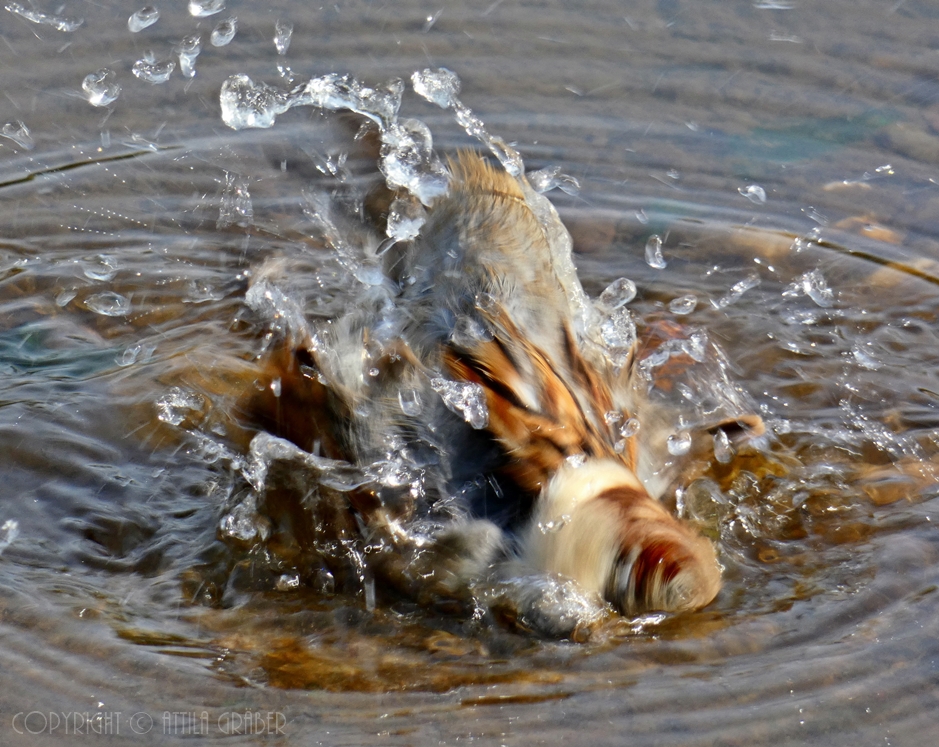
[3,0,939,744]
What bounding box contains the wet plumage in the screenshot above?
[241,152,762,632]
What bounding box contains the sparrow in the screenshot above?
[238,152,763,629]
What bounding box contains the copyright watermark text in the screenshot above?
[11,710,287,737]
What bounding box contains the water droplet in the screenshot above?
[645,234,666,269]
[738,184,767,203]
[386,195,426,240]
[276,573,301,591]
[604,410,623,426]
[84,291,130,317]
[411,67,461,108]
[81,254,118,281]
[82,69,121,107]
[598,277,637,309]
[274,19,293,55]
[219,74,290,130]
[430,377,488,429]
[599,306,636,363]
[0,121,33,150]
[799,269,834,308]
[0,519,19,556]
[127,6,159,32]
[156,387,205,426]
[188,0,225,17]
[620,418,640,438]
[132,55,175,84]
[565,453,586,469]
[5,2,82,31]
[527,165,580,195]
[713,428,734,463]
[668,293,697,315]
[667,431,692,456]
[210,17,236,46]
[398,388,423,417]
[715,271,760,308]
[176,33,201,79]
[537,514,571,534]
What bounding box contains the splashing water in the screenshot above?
[0,519,18,556]
[412,68,524,177]
[5,2,83,31]
[785,268,835,308]
[430,377,489,429]
[0,121,33,150]
[217,172,253,229]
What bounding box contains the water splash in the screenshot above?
[0,121,33,150]
[5,2,83,31]
[430,377,489,429]
[715,271,761,308]
[217,172,253,229]
[386,196,427,241]
[784,269,835,308]
[156,387,206,427]
[82,69,121,107]
[412,68,524,177]
[127,6,159,32]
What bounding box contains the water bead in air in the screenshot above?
[177,34,202,79]
[84,291,131,317]
[127,6,159,32]
[713,428,734,464]
[411,67,461,109]
[0,121,33,150]
[219,75,290,130]
[598,277,637,309]
[211,17,236,46]
[132,56,175,84]
[738,184,767,203]
[5,2,83,31]
[667,430,692,456]
[188,0,225,17]
[620,418,640,438]
[274,19,293,55]
[645,234,666,269]
[82,69,121,107]
[715,272,760,308]
[669,294,697,315]
[430,377,489,430]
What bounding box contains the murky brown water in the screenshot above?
[3,0,939,744]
